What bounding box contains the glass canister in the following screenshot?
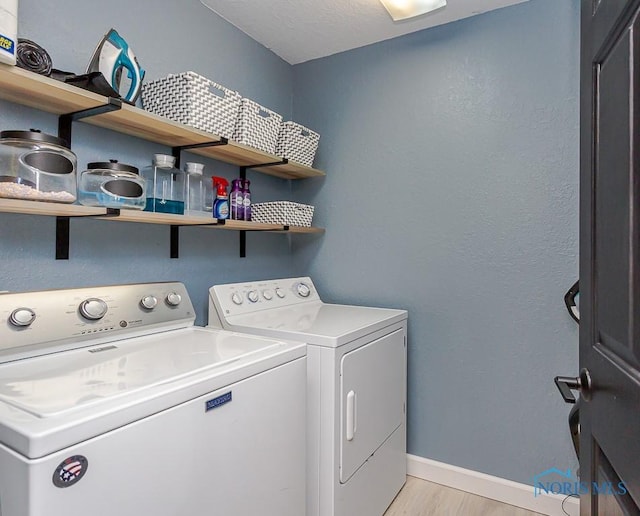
[202,172,213,213]
[0,129,77,203]
[184,162,207,216]
[78,160,145,210]
[142,154,185,214]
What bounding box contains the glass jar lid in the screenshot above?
[0,129,68,149]
[87,160,139,175]
[184,162,205,175]
[153,154,176,168]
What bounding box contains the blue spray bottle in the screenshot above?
[212,177,229,219]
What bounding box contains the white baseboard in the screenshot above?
[407,454,579,516]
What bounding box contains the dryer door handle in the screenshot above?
[346,390,357,441]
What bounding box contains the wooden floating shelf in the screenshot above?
[0,64,325,180]
[0,198,324,234]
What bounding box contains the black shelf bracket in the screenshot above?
[170,219,226,259]
[172,138,229,168]
[238,224,291,258]
[58,98,123,148]
[168,138,229,257]
[238,158,289,257]
[56,208,121,260]
[239,158,288,180]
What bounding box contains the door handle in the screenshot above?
[554,368,592,404]
[346,390,356,441]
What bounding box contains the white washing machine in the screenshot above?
[0,282,306,516]
[208,277,408,516]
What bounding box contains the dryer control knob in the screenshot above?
[275,288,286,299]
[296,283,311,298]
[9,307,36,327]
[166,292,182,307]
[140,295,158,310]
[231,292,243,305]
[79,298,108,320]
[263,290,273,300]
[247,290,259,303]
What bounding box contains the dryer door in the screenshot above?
[340,328,405,483]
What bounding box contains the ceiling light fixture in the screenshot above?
[379,0,447,21]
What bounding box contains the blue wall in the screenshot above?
[1,0,580,488]
[292,0,580,485]
[0,0,298,324]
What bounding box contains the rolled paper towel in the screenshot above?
[16,39,52,76]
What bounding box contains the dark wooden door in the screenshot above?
[581,0,640,513]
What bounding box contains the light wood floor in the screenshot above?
[384,476,545,516]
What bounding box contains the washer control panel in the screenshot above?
[210,277,320,318]
[0,282,195,360]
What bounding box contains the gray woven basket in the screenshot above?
[275,121,320,167]
[233,98,283,154]
[141,72,241,139]
[251,201,314,227]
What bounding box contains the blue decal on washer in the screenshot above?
[206,391,232,412]
[52,455,88,488]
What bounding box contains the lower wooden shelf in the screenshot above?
[0,198,324,258]
[0,198,323,232]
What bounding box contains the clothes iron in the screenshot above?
[87,29,144,103]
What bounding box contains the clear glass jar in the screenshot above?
[203,173,213,213]
[142,154,185,214]
[184,162,206,216]
[78,160,145,210]
[0,129,77,203]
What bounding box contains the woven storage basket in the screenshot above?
[251,201,314,227]
[233,98,283,154]
[275,121,320,167]
[141,72,241,139]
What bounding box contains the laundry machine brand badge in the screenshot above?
[205,391,232,412]
[52,455,88,488]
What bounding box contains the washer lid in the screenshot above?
[0,327,305,458]
[225,302,407,347]
[0,328,282,417]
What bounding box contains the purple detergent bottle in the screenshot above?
[229,179,244,220]
[242,179,251,221]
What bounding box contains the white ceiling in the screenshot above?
[200,0,529,65]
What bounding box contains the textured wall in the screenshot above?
[292,0,580,485]
[0,0,297,323]
[2,0,581,489]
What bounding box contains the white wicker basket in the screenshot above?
[141,72,241,139]
[275,121,320,167]
[251,201,314,227]
[233,98,283,154]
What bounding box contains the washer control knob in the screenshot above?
[247,290,259,303]
[263,290,273,300]
[79,298,108,320]
[275,288,286,299]
[9,307,36,327]
[140,295,158,310]
[166,292,182,307]
[231,292,243,305]
[296,282,311,298]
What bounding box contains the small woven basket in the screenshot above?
[275,121,320,167]
[251,201,314,227]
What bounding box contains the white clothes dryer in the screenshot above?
[0,282,306,516]
[208,277,408,516]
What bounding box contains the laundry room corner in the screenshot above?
[291,0,580,491]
